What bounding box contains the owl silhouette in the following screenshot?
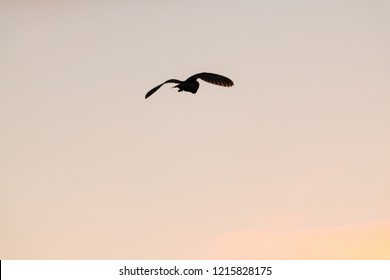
[145,72,234,99]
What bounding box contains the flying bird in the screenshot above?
[145,72,234,99]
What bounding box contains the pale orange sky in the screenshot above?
[1,0,389,259]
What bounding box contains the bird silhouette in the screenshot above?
[145,72,234,99]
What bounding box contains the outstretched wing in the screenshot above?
[145,83,164,99]
[145,79,181,99]
[189,72,234,87]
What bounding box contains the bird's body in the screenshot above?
[173,78,200,93]
[145,72,234,99]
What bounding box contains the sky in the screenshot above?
[1,0,389,259]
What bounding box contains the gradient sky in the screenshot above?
[1,0,389,259]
